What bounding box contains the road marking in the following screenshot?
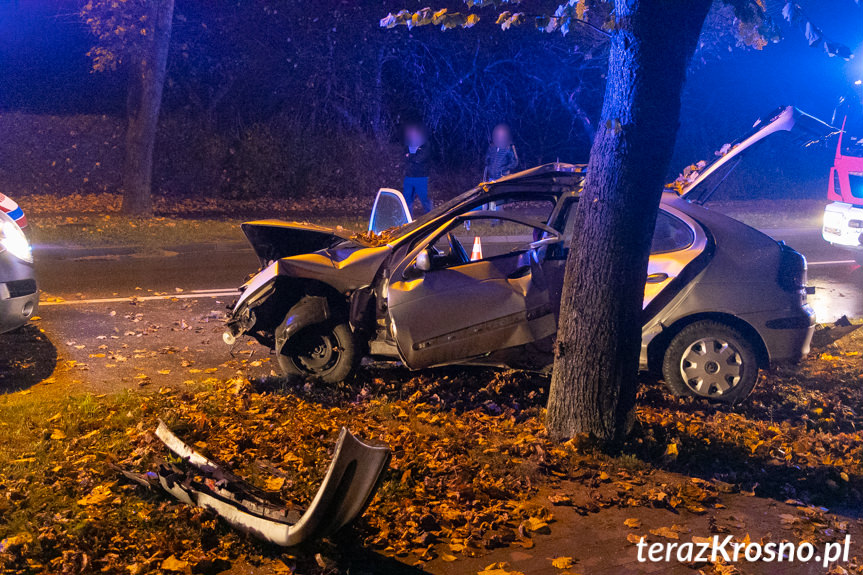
[40,289,239,307]
[808,260,858,266]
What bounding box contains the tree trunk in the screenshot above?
[546,0,712,443]
[122,0,174,216]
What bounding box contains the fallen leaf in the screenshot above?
[478,562,526,575]
[649,527,679,540]
[77,484,114,506]
[160,555,188,572]
[265,476,286,491]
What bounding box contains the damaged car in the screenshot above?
[225,106,829,403]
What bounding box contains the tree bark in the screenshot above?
[546,0,712,443]
[122,0,174,216]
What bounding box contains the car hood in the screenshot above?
[242,220,361,265]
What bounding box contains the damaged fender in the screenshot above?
[153,421,390,547]
[274,295,330,355]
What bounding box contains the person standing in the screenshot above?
[403,124,432,215]
[483,124,519,182]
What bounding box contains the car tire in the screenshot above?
[278,322,358,383]
[661,320,759,403]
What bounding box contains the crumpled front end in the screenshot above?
[224,260,281,346]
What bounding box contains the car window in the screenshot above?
[370,189,411,233]
[426,216,545,269]
[489,197,557,225]
[651,211,694,254]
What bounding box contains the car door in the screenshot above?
[386,214,559,369]
[644,207,708,306]
[369,188,412,233]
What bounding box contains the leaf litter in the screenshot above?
[1,324,863,573]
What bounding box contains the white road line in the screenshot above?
[808,260,858,266]
[40,290,239,307]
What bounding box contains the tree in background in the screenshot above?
[81,0,175,215]
[383,0,853,444]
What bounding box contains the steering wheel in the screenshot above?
[447,232,470,264]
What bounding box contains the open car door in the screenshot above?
[369,188,412,233]
[386,213,559,369]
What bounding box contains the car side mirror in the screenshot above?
[415,250,431,272]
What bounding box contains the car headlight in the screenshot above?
[0,212,33,263]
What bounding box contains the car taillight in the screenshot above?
[777,242,807,293]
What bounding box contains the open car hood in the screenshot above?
[680,106,839,201]
[242,220,358,264]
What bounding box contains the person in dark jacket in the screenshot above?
[403,124,432,215]
[483,124,519,181]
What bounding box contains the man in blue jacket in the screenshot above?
[403,124,432,215]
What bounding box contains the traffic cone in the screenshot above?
[470,236,483,261]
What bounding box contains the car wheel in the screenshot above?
[661,320,759,403]
[278,322,358,383]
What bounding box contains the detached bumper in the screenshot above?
[139,421,390,547]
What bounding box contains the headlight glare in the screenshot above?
[0,213,33,263]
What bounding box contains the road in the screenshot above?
[763,227,863,323]
[1,224,860,394]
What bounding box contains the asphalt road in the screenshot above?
[763,227,863,323]
[2,223,860,395]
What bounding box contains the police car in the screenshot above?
[0,194,37,333]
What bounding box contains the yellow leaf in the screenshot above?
[623,518,641,529]
[551,556,575,569]
[523,516,550,534]
[160,555,188,572]
[77,484,114,506]
[265,476,286,492]
[478,562,525,575]
[626,533,643,545]
[50,429,66,440]
[441,553,457,562]
[547,493,572,506]
[649,526,679,540]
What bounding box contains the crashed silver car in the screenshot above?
[225,106,828,403]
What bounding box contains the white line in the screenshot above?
[808,260,858,266]
[40,290,239,307]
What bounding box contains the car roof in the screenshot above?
[482,162,587,191]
